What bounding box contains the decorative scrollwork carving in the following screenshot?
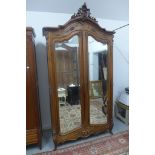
[81,128,93,137]
[71,3,98,24]
[82,130,88,136]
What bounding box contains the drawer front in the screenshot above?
[26,129,39,145]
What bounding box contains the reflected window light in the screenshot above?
[55,47,67,51]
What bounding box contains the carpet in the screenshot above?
[59,98,107,134]
[35,131,129,155]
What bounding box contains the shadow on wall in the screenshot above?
[35,43,51,130]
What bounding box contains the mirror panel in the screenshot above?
[88,36,108,125]
[55,35,81,134]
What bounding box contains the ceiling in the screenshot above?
[26,0,129,21]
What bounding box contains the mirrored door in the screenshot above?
[54,35,82,134]
[88,36,108,125]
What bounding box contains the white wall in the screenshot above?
[26,11,129,130]
[97,18,129,102]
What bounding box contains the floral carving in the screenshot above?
[71,3,98,23]
[81,128,93,137]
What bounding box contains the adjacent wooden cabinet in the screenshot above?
[26,27,42,148]
[43,3,114,149]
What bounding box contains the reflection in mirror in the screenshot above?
[55,35,81,134]
[88,36,108,125]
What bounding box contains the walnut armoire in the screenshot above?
[43,3,114,149]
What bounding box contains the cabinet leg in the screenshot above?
[39,129,42,149]
[109,130,113,135]
[108,122,114,135]
[39,141,42,150]
[53,142,57,151]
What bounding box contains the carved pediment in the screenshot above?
[43,3,114,37]
[71,3,98,24]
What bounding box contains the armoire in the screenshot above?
[43,3,114,149]
[26,27,42,148]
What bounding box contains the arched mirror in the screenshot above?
[88,36,108,125]
[54,35,81,134]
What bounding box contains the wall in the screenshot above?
[26,11,129,130]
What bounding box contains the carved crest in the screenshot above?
[71,3,98,23]
[43,3,115,37]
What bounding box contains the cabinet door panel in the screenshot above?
[88,36,108,125]
[54,35,82,134]
[26,37,39,129]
